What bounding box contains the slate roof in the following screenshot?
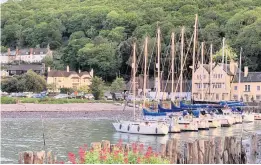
[201,63,236,75]
[48,70,91,77]
[7,64,43,71]
[233,72,261,83]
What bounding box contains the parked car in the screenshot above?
[84,94,94,100]
[32,93,46,99]
[54,94,69,99]
[112,92,124,101]
[104,92,113,100]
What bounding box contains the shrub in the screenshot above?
[58,140,170,164]
[0,97,16,104]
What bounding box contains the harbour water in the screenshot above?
[1,118,261,164]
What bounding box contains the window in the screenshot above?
[203,75,206,79]
[234,86,237,90]
[233,95,238,100]
[216,94,219,100]
[256,95,261,100]
[245,85,250,92]
[257,86,260,91]
[222,94,225,100]
[221,74,223,78]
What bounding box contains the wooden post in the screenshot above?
[215,137,224,163]
[183,143,189,164]
[166,139,173,160]
[208,138,215,164]
[229,136,237,164]
[33,151,45,164]
[101,140,110,151]
[124,144,130,153]
[198,139,205,164]
[192,140,198,164]
[171,138,178,164]
[188,142,194,164]
[23,151,33,164]
[47,151,53,164]
[223,136,230,164]
[204,140,209,164]
[91,142,101,151]
[160,143,166,158]
[110,144,115,152]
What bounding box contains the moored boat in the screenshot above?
[242,113,255,123]
[178,116,198,131]
[254,113,261,120]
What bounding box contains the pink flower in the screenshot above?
[68,152,76,164]
[78,147,86,163]
[124,157,128,164]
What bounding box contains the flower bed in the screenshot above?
[58,140,169,164]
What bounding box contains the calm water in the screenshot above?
[1,118,261,164]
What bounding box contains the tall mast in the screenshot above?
[201,42,204,101]
[143,37,148,106]
[210,44,213,100]
[192,14,198,101]
[222,38,225,68]
[238,47,242,101]
[171,32,175,101]
[157,27,161,101]
[180,26,184,98]
[132,43,136,120]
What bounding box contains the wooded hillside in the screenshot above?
[1,0,261,81]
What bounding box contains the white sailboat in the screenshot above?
[112,42,169,135]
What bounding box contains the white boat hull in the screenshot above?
[178,120,198,131]
[194,118,209,130]
[242,114,255,123]
[217,116,234,127]
[254,113,261,120]
[208,118,221,128]
[113,122,169,135]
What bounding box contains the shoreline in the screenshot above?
[1,103,139,119]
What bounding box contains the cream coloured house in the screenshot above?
[47,66,93,92]
[192,60,238,101]
[231,67,261,102]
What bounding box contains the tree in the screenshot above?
[60,88,74,94]
[213,45,238,63]
[78,85,90,94]
[1,46,8,53]
[1,77,19,93]
[110,77,126,92]
[47,83,56,93]
[89,76,105,100]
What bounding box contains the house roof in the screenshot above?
[7,64,43,71]
[233,72,261,83]
[200,63,236,75]
[48,70,91,77]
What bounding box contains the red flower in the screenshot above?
[78,147,86,163]
[137,157,141,164]
[124,157,128,164]
[68,152,76,164]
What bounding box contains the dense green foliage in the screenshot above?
[89,77,105,100]
[1,0,261,80]
[110,77,126,92]
[1,70,47,93]
[60,87,74,94]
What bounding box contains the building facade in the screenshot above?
[47,66,93,92]
[0,46,52,64]
[7,64,45,76]
[192,60,238,101]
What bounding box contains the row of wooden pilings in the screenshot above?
[18,134,260,164]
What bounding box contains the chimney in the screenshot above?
[66,65,69,72]
[90,68,94,77]
[78,69,81,73]
[229,59,235,75]
[30,48,33,55]
[16,47,19,59]
[244,66,248,77]
[48,67,51,72]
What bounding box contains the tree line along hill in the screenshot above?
[1,0,261,82]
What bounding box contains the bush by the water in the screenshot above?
[57,140,169,164]
[1,97,16,104]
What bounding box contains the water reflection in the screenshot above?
[1,118,261,164]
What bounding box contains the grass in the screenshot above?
[0,96,125,104]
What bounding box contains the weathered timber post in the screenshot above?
[160,143,166,158]
[215,136,223,163]
[204,140,209,164]
[101,140,110,151]
[91,142,101,151]
[186,142,193,164]
[171,138,178,164]
[192,139,198,164]
[166,139,173,161]
[208,138,215,164]
[198,139,205,164]
[33,151,45,164]
[228,136,236,164]
[23,151,33,164]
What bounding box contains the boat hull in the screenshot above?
[254,113,261,120]
[112,122,169,135]
[242,114,255,123]
[208,119,221,128]
[178,120,198,131]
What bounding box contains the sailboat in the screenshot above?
[112,42,169,135]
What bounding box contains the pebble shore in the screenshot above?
[1,103,142,120]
